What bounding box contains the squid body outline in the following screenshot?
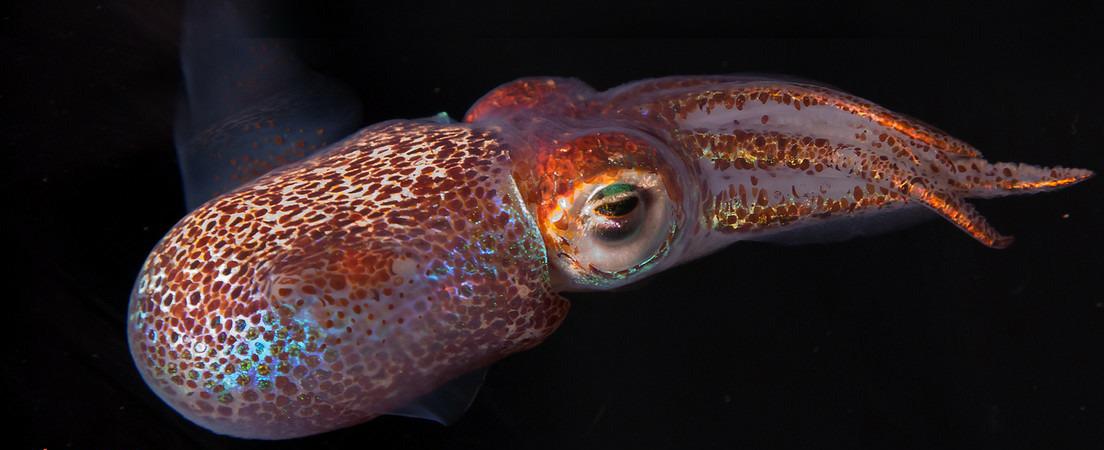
[127,9,1093,439]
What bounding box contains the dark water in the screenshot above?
[9,2,1103,448]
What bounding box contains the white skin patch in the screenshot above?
[391,257,418,280]
[681,101,878,149]
[698,158,866,206]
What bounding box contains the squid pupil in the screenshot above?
[595,218,639,242]
[595,195,639,217]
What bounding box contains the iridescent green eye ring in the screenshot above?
[595,195,638,217]
[593,183,635,200]
[592,183,640,218]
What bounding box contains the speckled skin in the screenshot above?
[129,76,1092,439]
[129,121,567,439]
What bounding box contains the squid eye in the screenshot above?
[558,170,674,285]
[594,195,639,218]
[547,169,675,289]
[589,184,646,242]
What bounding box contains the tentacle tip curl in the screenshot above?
[989,234,1015,249]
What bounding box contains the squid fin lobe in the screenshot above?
[175,0,362,209]
[387,367,489,425]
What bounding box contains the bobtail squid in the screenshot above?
[127,13,1092,437]
[128,73,1092,438]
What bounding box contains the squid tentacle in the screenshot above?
[949,159,1094,198]
[674,124,1085,247]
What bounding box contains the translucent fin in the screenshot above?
[175,0,362,209]
[750,204,933,245]
[387,367,489,425]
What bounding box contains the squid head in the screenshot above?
[468,76,1093,290]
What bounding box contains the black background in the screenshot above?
[7,1,1103,449]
